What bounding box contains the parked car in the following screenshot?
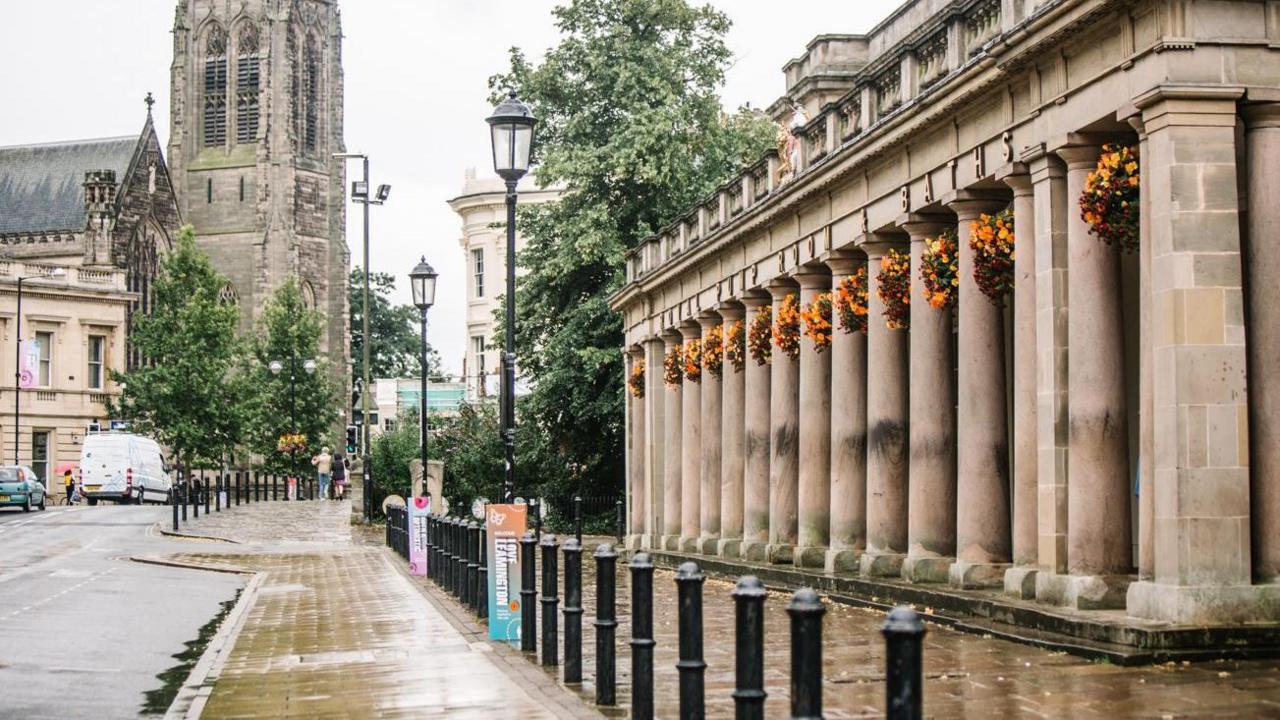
[78,432,170,506]
[0,465,46,512]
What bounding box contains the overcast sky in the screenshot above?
[0,1,895,375]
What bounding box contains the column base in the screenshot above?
[697,535,721,555]
[824,547,860,574]
[1126,580,1280,624]
[717,538,742,558]
[680,537,700,553]
[741,539,768,562]
[1035,571,1132,610]
[1003,565,1040,599]
[859,550,906,578]
[794,544,828,569]
[901,554,953,584]
[949,560,1011,589]
[766,543,795,565]
[662,535,682,551]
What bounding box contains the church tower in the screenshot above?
[168,0,349,391]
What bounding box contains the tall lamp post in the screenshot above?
[335,152,390,520]
[269,354,316,499]
[12,267,67,465]
[408,257,438,503]
[486,90,536,504]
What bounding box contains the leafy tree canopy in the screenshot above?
[110,226,247,470]
[487,0,775,497]
[350,267,442,384]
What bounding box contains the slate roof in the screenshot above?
[0,135,139,235]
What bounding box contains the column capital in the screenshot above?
[1241,101,1280,129]
[678,320,702,340]
[627,343,645,358]
[896,212,951,240]
[826,250,864,276]
[995,162,1033,197]
[696,309,722,329]
[765,276,799,300]
[793,265,832,290]
[718,302,746,321]
[740,291,771,310]
[860,238,908,260]
[942,188,1009,220]
[660,327,683,346]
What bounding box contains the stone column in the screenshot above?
[794,267,833,568]
[679,321,702,552]
[898,215,956,584]
[1027,149,1070,577]
[718,304,746,557]
[948,192,1014,589]
[1128,87,1279,622]
[661,329,684,551]
[1127,116,1155,582]
[1244,102,1280,584]
[998,167,1039,598]
[861,239,911,577]
[1040,141,1130,610]
[628,346,646,547]
[826,254,867,573]
[767,279,800,564]
[698,311,723,554]
[643,336,667,549]
[740,293,772,561]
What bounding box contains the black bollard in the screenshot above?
[203,476,210,515]
[192,478,199,518]
[272,474,278,501]
[562,537,583,683]
[254,472,260,502]
[181,479,188,522]
[478,525,488,620]
[533,499,543,540]
[215,476,221,512]
[425,514,434,583]
[467,521,481,613]
[172,481,180,531]
[447,518,458,596]
[630,552,655,720]
[540,533,559,667]
[788,588,826,720]
[520,530,538,654]
[883,606,926,720]
[443,517,454,593]
[433,515,442,585]
[573,494,583,545]
[594,543,618,706]
[675,561,706,720]
[456,518,468,601]
[732,576,768,720]
[616,499,625,541]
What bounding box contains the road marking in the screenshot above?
[0,566,118,621]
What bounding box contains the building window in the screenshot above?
[207,178,213,204]
[472,249,485,298]
[472,336,486,376]
[303,35,320,153]
[87,335,105,390]
[31,430,49,485]
[34,331,52,387]
[203,25,228,147]
[236,23,260,144]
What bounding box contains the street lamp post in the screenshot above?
[335,152,390,521]
[11,268,66,465]
[409,257,439,504]
[486,90,536,504]
[270,355,316,500]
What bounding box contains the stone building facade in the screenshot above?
[611,0,1280,628]
[168,0,349,393]
[0,114,181,481]
[447,169,560,401]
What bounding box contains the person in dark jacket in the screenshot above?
[332,454,348,500]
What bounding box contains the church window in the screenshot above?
[304,35,320,153]
[300,281,317,310]
[218,283,239,306]
[239,176,245,202]
[207,178,213,203]
[203,25,228,147]
[236,24,260,144]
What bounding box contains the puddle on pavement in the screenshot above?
[139,589,241,717]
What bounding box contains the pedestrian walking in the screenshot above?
[63,469,74,505]
[332,453,348,500]
[311,446,333,500]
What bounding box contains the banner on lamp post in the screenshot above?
[486,503,527,644]
[408,495,431,575]
[18,339,39,389]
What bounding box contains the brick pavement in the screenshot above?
[165,501,602,719]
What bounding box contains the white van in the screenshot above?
[79,432,171,505]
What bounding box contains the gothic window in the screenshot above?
[236,23,260,144]
[203,25,228,147]
[218,283,239,306]
[125,224,163,370]
[288,30,300,149]
[304,35,320,154]
[300,281,317,310]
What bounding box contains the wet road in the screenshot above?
[0,505,243,719]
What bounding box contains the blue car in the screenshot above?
[0,466,46,512]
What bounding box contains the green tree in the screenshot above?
[246,278,339,475]
[349,267,442,383]
[488,0,776,497]
[110,225,247,470]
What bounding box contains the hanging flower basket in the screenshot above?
[1080,143,1140,253]
[969,209,1015,304]
[663,345,683,387]
[877,248,911,330]
[725,319,746,373]
[801,292,833,352]
[835,267,869,334]
[920,228,959,310]
[748,305,772,365]
[277,432,307,453]
[773,293,802,360]
[628,359,645,399]
[702,325,724,379]
[683,338,702,383]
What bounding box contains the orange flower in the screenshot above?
[920,228,959,310]
[702,325,725,379]
[724,320,746,372]
[773,294,802,359]
[877,248,911,330]
[748,305,772,365]
[663,345,683,387]
[801,292,833,352]
[683,339,702,383]
[834,267,869,334]
[628,359,646,398]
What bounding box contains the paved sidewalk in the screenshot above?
[167,502,600,719]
